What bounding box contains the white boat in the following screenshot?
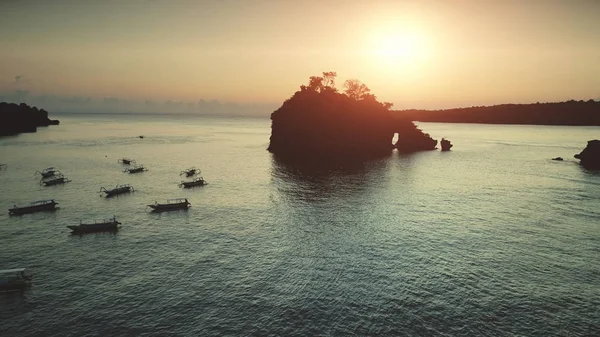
[0,268,32,291]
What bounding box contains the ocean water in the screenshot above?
[0,114,599,337]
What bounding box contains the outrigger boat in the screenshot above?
[124,165,147,174]
[0,268,33,291]
[35,167,60,178]
[179,177,208,188]
[67,216,121,234]
[9,199,58,216]
[147,198,191,212]
[41,173,71,186]
[118,158,136,165]
[180,167,200,177]
[99,184,135,198]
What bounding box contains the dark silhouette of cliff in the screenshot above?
[396,100,600,126]
[268,72,437,162]
[0,102,60,136]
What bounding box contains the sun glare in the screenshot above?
[368,28,430,73]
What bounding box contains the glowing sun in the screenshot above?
[369,30,429,71]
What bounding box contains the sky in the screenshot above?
[1,0,599,115]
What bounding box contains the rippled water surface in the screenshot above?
[1,114,599,337]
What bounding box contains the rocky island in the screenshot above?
[574,140,600,170]
[0,102,60,136]
[268,72,438,162]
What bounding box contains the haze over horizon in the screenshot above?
[1,0,599,115]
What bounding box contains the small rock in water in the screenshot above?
[552,157,563,161]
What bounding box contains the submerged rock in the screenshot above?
[552,157,563,161]
[574,140,600,169]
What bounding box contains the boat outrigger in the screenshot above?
[41,174,71,186]
[0,268,33,291]
[67,216,121,234]
[124,165,147,174]
[35,167,60,178]
[179,177,208,188]
[9,199,59,216]
[147,198,191,212]
[180,167,200,177]
[99,184,135,198]
[118,158,136,165]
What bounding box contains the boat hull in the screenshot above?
[0,280,29,291]
[148,203,190,212]
[67,222,120,234]
[103,188,133,197]
[9,202,58,216]
[43,178,69,186]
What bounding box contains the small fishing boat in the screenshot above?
[124,165,147,174]
[41,173,71,186]
[0,268,33,291]
[180,167,200,177]
[67,216,121,234]
[179,177,208,188]
[147,198,191,212]
[99,184,135,197]
[9,199,58,216]
[35,167,60,178]
[118,158,136,165]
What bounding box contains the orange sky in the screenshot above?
[1,0,599,113]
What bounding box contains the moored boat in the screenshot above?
[0,268,33,291]
[179,177,208,188]
[180,167,200,177]
[124,165,147,173]
[147,198,191,212]
[118,158,136,165]
[99,184,135,197]
[35,167,60,178]
[9,199,58,215]
[41,173,71,186]
[67,216,121,234]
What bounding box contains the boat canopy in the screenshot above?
[31,199,56,204]
[0,268,27,275]
[168,198,188,202]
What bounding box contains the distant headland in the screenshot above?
[268,72,438,162]
[0,102,60,136]
[395,100,600,126]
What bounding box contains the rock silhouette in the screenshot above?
[0,102,60,136]
[440,138,453,151]
[268,72,437,162]
[574,140,600,169]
